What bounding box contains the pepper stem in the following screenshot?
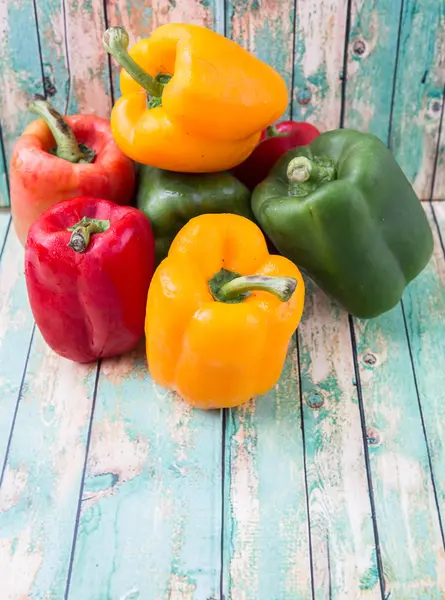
[103,27,164,97]
[209,268,297,304]
[265,125,283,138]
[67,216,110,253]
[287,156,335,184]
[29,95,95,163]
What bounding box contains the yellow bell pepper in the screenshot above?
[102,24,289,173]
[145,214,305,409]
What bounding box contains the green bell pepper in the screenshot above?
[135,166,254,265]
[252,129,434,318]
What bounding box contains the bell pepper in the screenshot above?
[252,129,434,319]
[10,96,135,246]
[145,213,305,409]
[25,196,155,363]
[135,165,255,265]
[102,24,288,173]
[233,120,321,190]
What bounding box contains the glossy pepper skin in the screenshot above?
[25,196,155,363]
[135,165,254,265]
[233,120,320,190]
[103,24,288,172]
[11,97,135,246]
[145,213,305,409]
[252,129,434,319]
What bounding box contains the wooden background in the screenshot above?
[0,0,444,207]
[1,1,445,599]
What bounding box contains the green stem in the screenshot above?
[265,125,285,138]
[29,95,95,163]
[287,156,334,183]
[102,27,164,97]
[286,155,336,197]
[209,268,297,304]
[67,216,110,253]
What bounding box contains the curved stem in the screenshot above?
[67,216,110,253]
[209,268,297,304]
[29,95,95,163]
[103,27,164,97]
[287,156,334,183]
[220,275,297,302]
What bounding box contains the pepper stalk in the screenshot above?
[102,26,171,108]
[209,268,297,304]
[29,95,95,163]
[68,216,110,252]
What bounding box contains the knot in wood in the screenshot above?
[352,39,366,57]
[363,353,377,366]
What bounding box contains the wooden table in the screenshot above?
[1,201,444,599]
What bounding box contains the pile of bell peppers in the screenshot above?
[10,23,433,411]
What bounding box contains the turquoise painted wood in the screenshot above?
[222,339,312,599]
[354,302,445,596]
[389,0,445,200]
[67,344,223,599]
[1,1,445,599]
[292,0,348,130]
[0,333,97,598]
[0,228,35,469]
[403,203,445,519]
[298,284,380,598]
[344,0,402,142]
[0,0,45,181]
[0,140,8,207]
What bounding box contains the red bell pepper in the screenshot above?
[232,120,321,190]
[10,95,135,246]
[25,196,155,363]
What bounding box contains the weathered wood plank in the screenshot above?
[0,213,10,252]
[0,0,44,164]
[292,0,348,129]
[343,3,445,593]
[223,338,312,600]
[0,138,8,208]
[37,0,111,117]
[344,0,402,142]
[106,0,219,101]
[390,0,445,200]
[401,202,445,524]
[0,230,34,470]
[67,344,222,599]
[354,302,445,598]
[433,111,445,201]
[0,333,97,599]
[298,282,381,598]
[226,0,294,120]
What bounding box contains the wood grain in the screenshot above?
[66,344,222,599]
[390,0,445,200]
[433,111,445,201]
[0,138,8,207]
[226,0,295,120]
[0,229,34,470]
[0,332,97,599]
[344,0,402,142]
[298,281,381,599]
[0,213,9,251]
[0,0,44,194]
[402,202,445,524]
[354,301,445,598]
[292,0,348,130]
[223,338,312,600]
[37,0,111,117]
